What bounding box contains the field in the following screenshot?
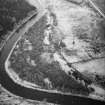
[8,13,92,96]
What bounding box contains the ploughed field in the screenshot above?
[6,1,105,99]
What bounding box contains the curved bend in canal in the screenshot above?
[0,0,105,104]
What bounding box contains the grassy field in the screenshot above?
[8,14,90,96]
[0,0,105,104]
